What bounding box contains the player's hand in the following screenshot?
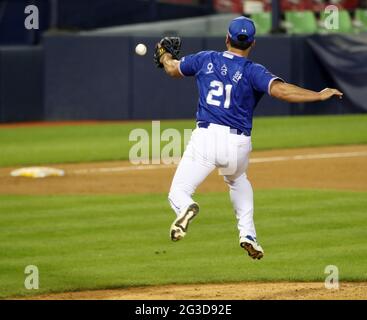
[319,88,343,101]
[153,37,182,68]
[156,43,172,64]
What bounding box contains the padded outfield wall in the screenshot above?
[0,34,364,123]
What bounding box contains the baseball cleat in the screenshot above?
[170,203,199,241]
[240,235,264,260]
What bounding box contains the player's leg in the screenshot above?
[168,128,216,241]
[168,156,214,241]
[168,156,214,215]
[224,173,255,237]
[221,136,264,259]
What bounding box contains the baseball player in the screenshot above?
[154,16,343,260]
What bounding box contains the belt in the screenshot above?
[197,121,250,136]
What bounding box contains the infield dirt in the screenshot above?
[0,145,366,195]
[20,281,367,300]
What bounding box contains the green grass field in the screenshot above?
[0,114,366,167]
[0,190,366,298]
[0,115,366,298]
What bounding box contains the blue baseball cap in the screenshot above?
[228,16,256,43]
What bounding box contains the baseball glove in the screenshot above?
[154,37,182,68]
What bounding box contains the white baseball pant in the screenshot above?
[168,123,256,239]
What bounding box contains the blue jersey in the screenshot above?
[179,50,282,135]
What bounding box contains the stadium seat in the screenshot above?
[284,11,318,34]
[354,8,367,32]
[251,12,272,35]
[319,9,353,33]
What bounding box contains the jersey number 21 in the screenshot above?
[206,80,232,109]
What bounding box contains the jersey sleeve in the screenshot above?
[249,63,284,95]
[179,52,206,77]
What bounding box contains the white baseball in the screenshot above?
[135,43,147,56]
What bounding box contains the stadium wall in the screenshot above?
[0,35,363,123]
[0,46,43,122]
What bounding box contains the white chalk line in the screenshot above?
[250,151,367,163]
[73,164,177,174]
[71,151,367,175]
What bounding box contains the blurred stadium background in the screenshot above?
[0,0,366,122]
[0,0,366,300]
